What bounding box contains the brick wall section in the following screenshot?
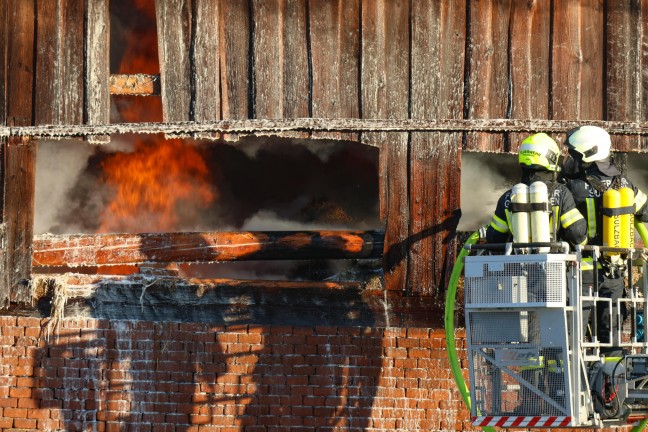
[0,316,611,431]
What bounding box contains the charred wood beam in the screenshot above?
[33,273,362,295]
[109,74,161,96]
[25,274,439,328]
[4,118,648,141]
[32,231,384,267]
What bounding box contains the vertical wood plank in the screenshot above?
[155,0,192,123]
[309,0,360,141]
[0,0,5,126]
[5,138,36,304]
[192,0,221,137]
[4,1,36,305]
[552,0,604,121]
[508,0,551,147]
[7,0,35,127]
[219,1,250,122]
[253,0,309,128]
[361,0,410,291]
[464,0,511,152]
[86,0,110,143]
[35,0,60,125]
[642,1,648,152]
[606,0,642,152]
[409,0,465,296]
[60,0,84,125]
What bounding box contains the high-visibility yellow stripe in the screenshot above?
[504,209,512,231]
[489,214,509,233]
[586,197,597,238]
[560,207,584,228]
[582,257,602,270]
[552,206,558,238]
[636,190,647,212]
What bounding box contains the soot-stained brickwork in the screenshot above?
[0,316,470,431]
[1,316,620,431]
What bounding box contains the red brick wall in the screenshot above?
[0,316,475,431]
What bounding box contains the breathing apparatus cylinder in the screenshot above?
[603,189,622,257]
[530,181,551,253]
[511,183,530,244]
[619,187,635,249]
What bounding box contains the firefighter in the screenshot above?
[485,133,587,247]
[561,125,648,355]
[485,133,587,415]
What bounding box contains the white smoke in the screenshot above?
[628,153,648,195]
[34,140,97,235]
[458,152,518,231]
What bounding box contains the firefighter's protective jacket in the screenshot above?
[565,164,648,246]
[486,171,588,246]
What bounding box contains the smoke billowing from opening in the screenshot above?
[34,136,381,236]
[458,152,518,231]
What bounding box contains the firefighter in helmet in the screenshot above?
[484,133,587,415]
[561,125,648,354]
[486,133,587,247]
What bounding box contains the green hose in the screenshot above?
[634,223,648,432]
[637,220,648,247]
[631,416,648,432]
[445,230,495,432]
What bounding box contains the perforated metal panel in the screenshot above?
[465,255,567,307]
[470,345,568,416]
[468,310,569,417]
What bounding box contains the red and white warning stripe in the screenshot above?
[472,416,572,428]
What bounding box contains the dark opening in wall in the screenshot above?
[34,136,381,281]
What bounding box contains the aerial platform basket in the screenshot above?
[464,252,585,427]
[462,242,648,429]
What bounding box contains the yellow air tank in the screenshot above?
[619,187,635,249]
[603,189,621,256]
[511,183,530,245]
[530,181,550,253]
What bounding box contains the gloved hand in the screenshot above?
[478,225,488,241]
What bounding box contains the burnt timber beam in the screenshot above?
[109,74,161,96]
[32,231,384,267]
[34,273,362,293]
[5,118,648,141]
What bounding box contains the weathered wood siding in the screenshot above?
[361,1,410,293]
[4,1,37,306]
[86,0,110,144]
[4,1,648,300]
[409,1,466,295]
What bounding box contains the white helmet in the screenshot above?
[565,125,611,163]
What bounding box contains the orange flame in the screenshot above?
[98,138,217,233]
[101,1,216,234]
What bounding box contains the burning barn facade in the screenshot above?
[1,0,648,430]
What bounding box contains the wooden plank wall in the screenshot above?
[4,1,37,306]
[361,1,411,292]
[5,1,648,302]
[409,1,466,294]
[0,1,7,306]
[86,0,110,144]
[145,0,648,296]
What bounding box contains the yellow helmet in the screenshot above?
[518,133,560,172]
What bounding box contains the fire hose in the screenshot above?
[445,230,496,432]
